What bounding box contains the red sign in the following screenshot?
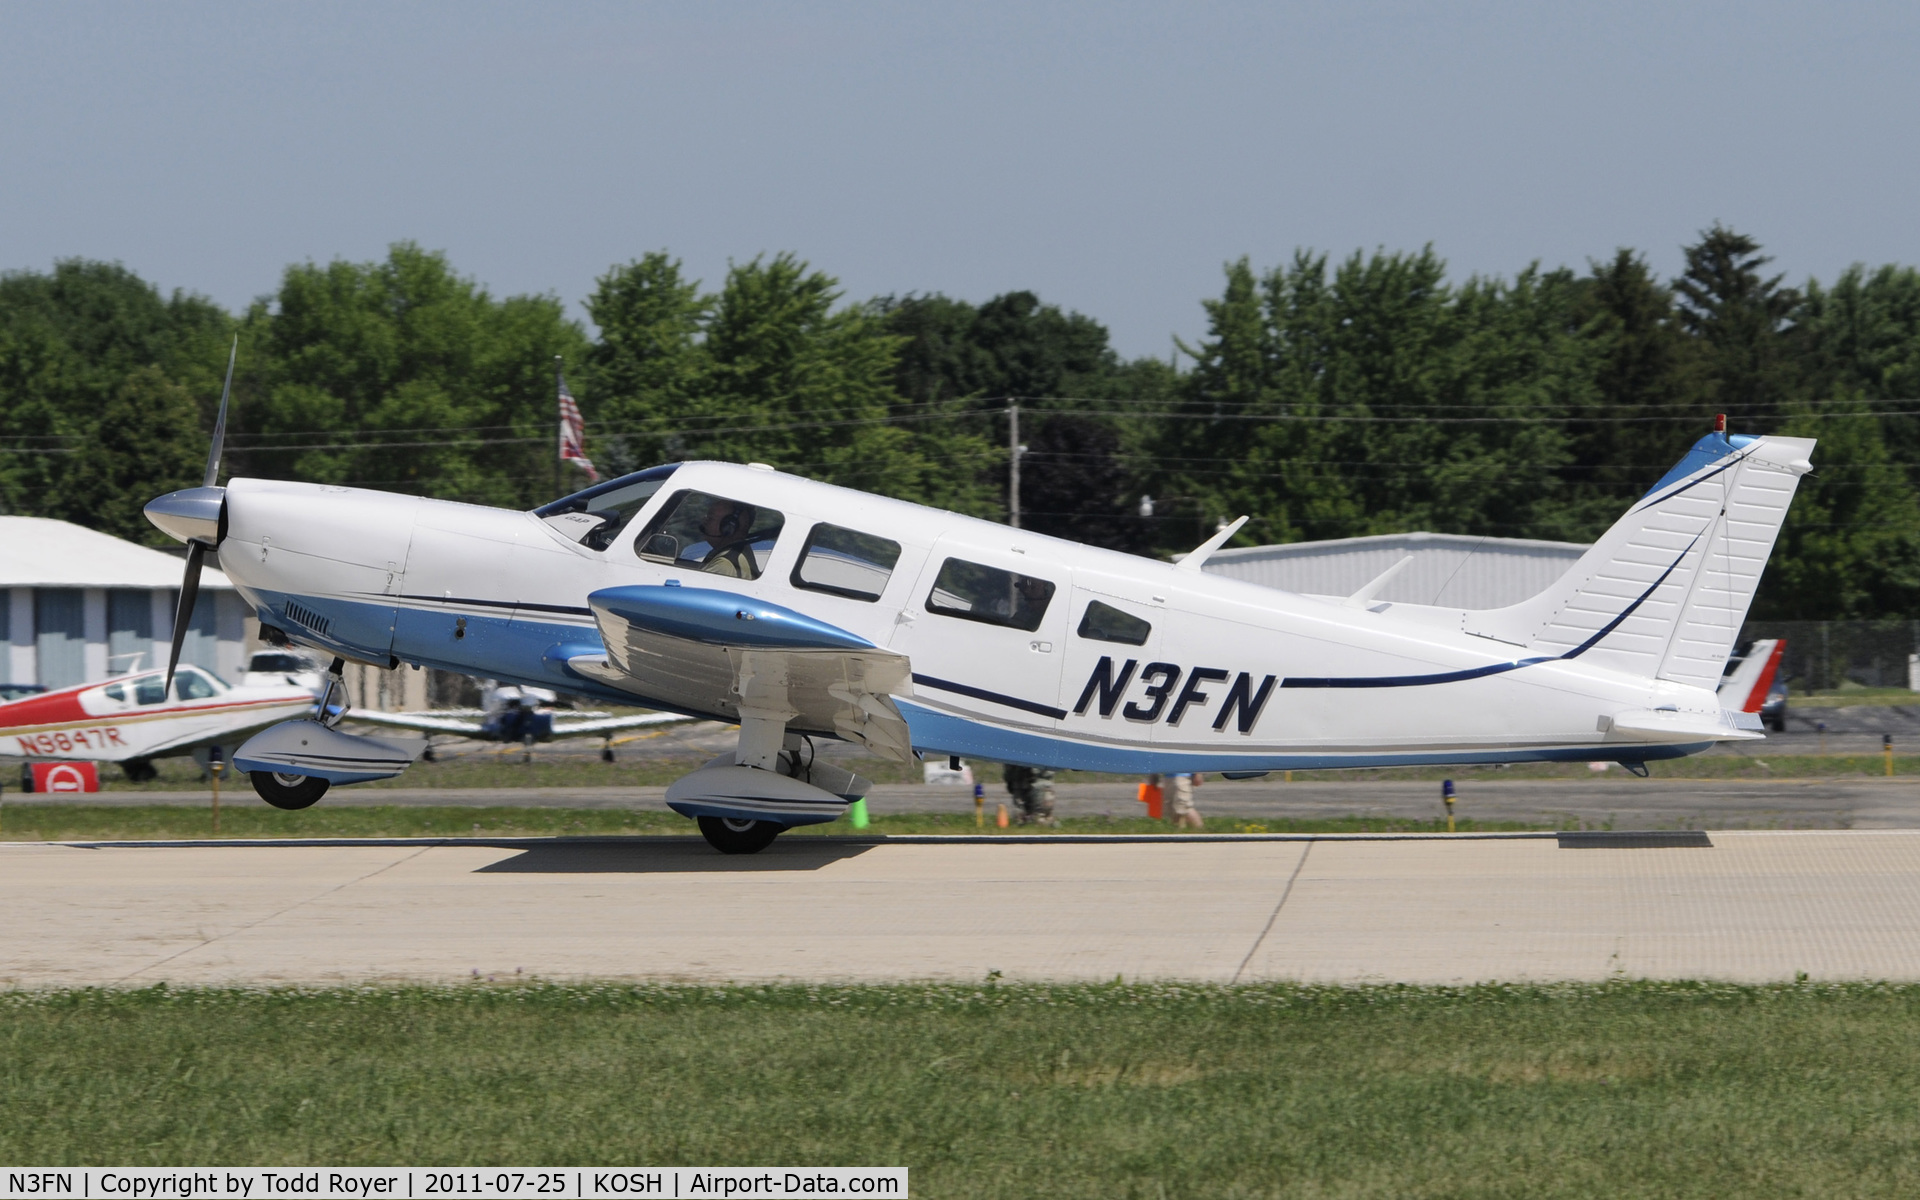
[27,761,99,793]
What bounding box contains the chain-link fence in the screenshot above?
[1739,620,1920,692]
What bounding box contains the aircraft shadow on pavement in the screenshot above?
[474,840,876,874]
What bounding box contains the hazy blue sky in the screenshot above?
[3,2,1916,357]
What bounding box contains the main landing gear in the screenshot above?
[697,816,783,855]
[666,710,870,855]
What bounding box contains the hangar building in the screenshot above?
[1202,531,1589,609]
[1,516,252,689]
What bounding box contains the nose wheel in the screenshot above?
[697,816,782,855]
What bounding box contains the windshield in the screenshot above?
[534,464,681,550]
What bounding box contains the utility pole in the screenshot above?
[553,355,564,501]
[1008,401,1021,529]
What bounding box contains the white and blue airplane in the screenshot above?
[143,354,1815,852]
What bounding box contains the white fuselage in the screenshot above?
[209,463,1730,773]
[0,666,316,763]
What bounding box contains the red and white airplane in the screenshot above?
[0,664,316,781]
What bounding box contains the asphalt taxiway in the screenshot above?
[5,830,1920,987]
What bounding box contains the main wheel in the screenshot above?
[120,758,158,783]
[250,770,330,810]
[697,816,782,854]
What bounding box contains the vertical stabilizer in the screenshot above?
[1462,432,1814,687]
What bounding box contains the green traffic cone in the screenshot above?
[849,797,870,829]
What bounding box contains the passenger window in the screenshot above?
[791,524,902,602]
[134,674,166,705]
[633,490,785,581]
[173,670,217,701]
[1078,600,1152,646]
[926,558,1056,632]
[103,683,126,703]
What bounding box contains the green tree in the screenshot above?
[1562,250,1700,523]
[1672,225,1803,427]
[0,260,229,541]
[240,243,589,508]
[588,255,999,515]
[1758,390,1920,618]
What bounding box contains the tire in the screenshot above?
[697,815,782,854]
[120,759,158,783]
[250,770,330,810]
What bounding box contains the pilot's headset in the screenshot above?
[716,503,753,539]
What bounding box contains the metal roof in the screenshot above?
[1203,530,1589,610]
[0,516,234,590]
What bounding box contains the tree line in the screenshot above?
[3,227,1918,620]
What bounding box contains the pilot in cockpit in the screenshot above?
[696,498,759,578]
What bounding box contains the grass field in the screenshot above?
[66,749,1920,793]
[2,982,1918,1196]
[0,803,1549,841]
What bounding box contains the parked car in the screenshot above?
[239,650,328,697]
[1760,677,1789,732]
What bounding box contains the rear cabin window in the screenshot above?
[634,490,785,581]
[925,558,1056,632]
[791,524,902,602]
[1078,600,1152,646]
[535,464,680,550]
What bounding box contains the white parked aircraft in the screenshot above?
[348,680,691,756]
[144,355,1814,852]
[0,664,315,780]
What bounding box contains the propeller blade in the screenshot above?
[165,541,206,690]
[202,336,237,489]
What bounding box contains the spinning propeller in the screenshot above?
[144,337,238,689]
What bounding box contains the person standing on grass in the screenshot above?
[1169,771,1204,830]
[1003,764,1058,827]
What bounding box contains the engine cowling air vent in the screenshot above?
[284,600,332,638]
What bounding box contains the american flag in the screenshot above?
[557,370,598,482]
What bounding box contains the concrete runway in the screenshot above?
[33,777,1920,829]
[6,830,1920,987]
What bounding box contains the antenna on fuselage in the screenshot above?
[1175,515,1249,571]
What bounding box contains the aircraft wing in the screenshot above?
[345,708,695,739]
[577,584,917,762]
[345,710,488,736]
[546,711,698,738]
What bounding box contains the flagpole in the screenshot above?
[554,355,564,500]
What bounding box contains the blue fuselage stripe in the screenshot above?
[1281,529,1703,690]
[912,674,1069,721]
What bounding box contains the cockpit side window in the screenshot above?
[633,490,785,581]
[133,674,167,705]
[925,558,1056,632]
[791,523,902,602]
[1077,600,1152,646]
[534,464,681,550]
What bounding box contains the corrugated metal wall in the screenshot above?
[1203,531,1589,610]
